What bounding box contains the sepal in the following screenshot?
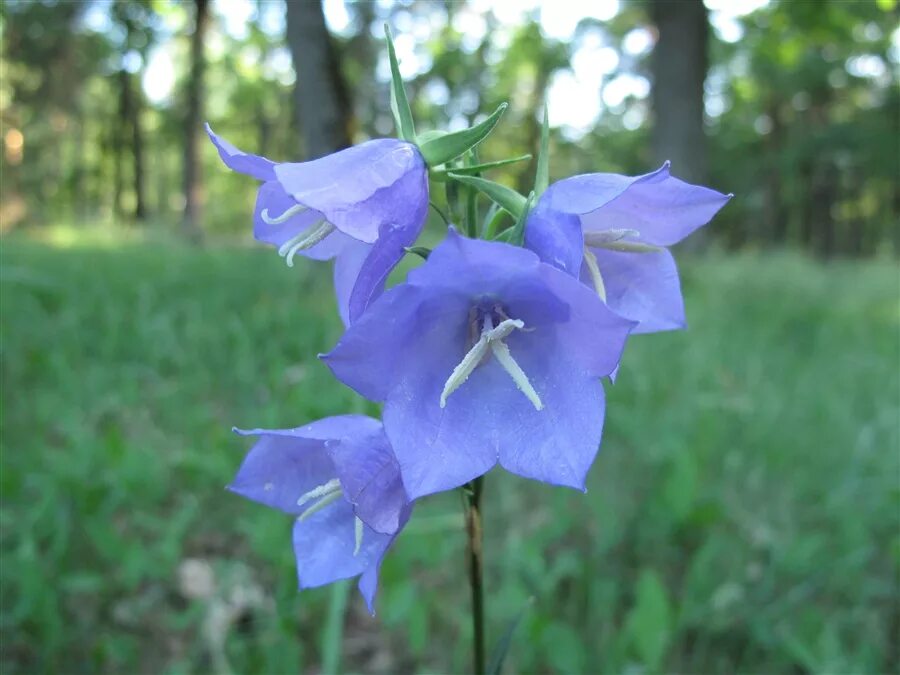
[385,25,416,142]
[447,173,527,219]
[418,103,508,167]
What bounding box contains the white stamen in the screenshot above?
[261,203,308,225]
[297,478,341,508]
[583,246,607,301]
[584,229,661,253]
[276,220,336,267]
[583,228,640,246]
[354,517,364,556]
[440,332,492,408]
[440,314,543,410]
[490,340,544,410]
[599,240,663,253]
[297,490,343,522]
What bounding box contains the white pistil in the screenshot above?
[490,340,543,410]
[583,246,607,301]
[276,220,336,267]
[441,315,542,410]
[261,203,308,225]
[353,517,364,556]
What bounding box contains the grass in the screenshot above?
[1,234,897,673]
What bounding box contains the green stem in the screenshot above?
[464,476,485,675]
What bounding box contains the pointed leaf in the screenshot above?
[535,102,550,196]
[432,154,532,180]
[487,598,534,675]
[419,103,509,167]
[447,174,526,219]
[384,24,415,142]
[505,191,535,246]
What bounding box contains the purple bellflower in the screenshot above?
[524,162,731,333]
[322,229,636,500]
[207,126,428,325]
[229,415,411,614]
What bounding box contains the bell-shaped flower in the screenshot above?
[322,230,636,500]
[524,162,731,333]
[229,415,411,614]
[207,126,428,325]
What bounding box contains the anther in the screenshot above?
[353,517,364,556]
[441,314,543,410]
[584,229,662,253]
[296,478,341,508]
[297,490,343,522]
[276,220,336,267]
[583,246,607,301]
[261,203,308,225]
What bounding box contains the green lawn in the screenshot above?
[1,235,897,674]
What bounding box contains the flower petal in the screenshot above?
[346,219,424,325]
[206,124,276,182]
[523,205,584,276]
[322,284,469,401]
[586,247,686,334]
[326,427,407,535]
[382,313,499,499]
[535,263,637,376]
[274,139,426,244]
[333,240,374,326]
[357,504,412,614]
[229,428,337,515]
[385,325,606,498]
[496,334,606,491]
[579,164,732,246]
[292,499,394,598]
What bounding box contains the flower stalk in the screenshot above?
[464,476,486,675]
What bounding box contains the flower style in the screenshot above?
[229,415,410,613]
[322,229,636,500]
[207,126,429,325]
[524,162,731,333]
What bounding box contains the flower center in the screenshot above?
[296,478,364,556]
[440,307,544,411]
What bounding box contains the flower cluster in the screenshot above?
[212,29,730,613]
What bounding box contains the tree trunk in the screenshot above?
[650,0,709,187]
[182,0,209,242]
[284,0,352,159]
[132,74,146,221]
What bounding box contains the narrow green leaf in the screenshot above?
[384,24,415,142]
[487,598,534,675]
[447,174,526,219]
[418,103,508,167]
[321,580,351,674]
[465,152,479,238]
[481,202,503,238]
[504,191,535,246]
[534,101,550,196]
[432,154,532,180]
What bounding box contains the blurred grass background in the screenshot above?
[1,228,897,673]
